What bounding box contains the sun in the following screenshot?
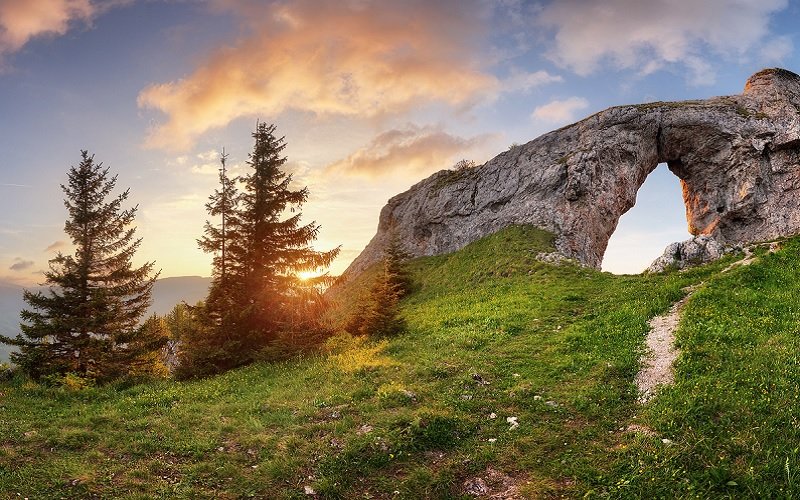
[297,270,319,281]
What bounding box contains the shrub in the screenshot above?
[0,362,14,381]
[452,159,476,171]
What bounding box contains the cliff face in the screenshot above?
[346,68,800,276]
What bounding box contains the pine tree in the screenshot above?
[197,149,241,326]
[383,234,412,299]
[345,235,411,337]
[234,123,340,351]
[179,123,340,375]
[0,151,163,381]
[361,262,406,337]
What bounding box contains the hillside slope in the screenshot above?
[1,227,797,497]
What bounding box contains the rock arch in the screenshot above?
[346,68,800,276]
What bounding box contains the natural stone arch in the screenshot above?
[346,69,800,276]
[601,163,689,273]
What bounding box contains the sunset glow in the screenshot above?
[1,0,799,286]
[297,270,320,282]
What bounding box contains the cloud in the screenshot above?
[500,69,563,94]
[187,150,221,175]
[138,0,502,151]
[168,149,251,176]
[532,97,589,124]
[0,0,94,60]
[9,258,34,271]
[325,124,494,178]
[44,240,65,252]
[760,35,793,64]
[537,0,789,84]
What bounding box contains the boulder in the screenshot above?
[646,235,725,273]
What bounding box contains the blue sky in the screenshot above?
[1,0,799,285]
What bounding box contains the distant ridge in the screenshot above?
[0,276,211,362]
[148,276,212,316]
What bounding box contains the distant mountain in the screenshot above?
[148,276,211,316]
[0,276,211,363]
[0,281,25,363]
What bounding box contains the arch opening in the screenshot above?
[601,163,691,274]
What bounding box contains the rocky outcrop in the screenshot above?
[346,68,800,276]
[645,235,725,273]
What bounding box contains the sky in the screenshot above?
[0,0,799,285]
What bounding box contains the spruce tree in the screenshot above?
[0,151,163,381]
[180,123,340,375]
[363,261,406,337]
[383,235,412,299]
[345,235,411,337]
[197,149,241,326]
[234,123,340,350]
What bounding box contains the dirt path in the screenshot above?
[634,291,694,404]
[635,245,774,404]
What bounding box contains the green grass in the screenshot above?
[602,238,800,498]
[2,225,797,498]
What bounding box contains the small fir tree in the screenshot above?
[0,151,163,381]
[383,235,412,299]
[345,235,411,337]
[361,262,406,336]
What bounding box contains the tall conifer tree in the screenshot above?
[198,149,241,324]
[180,123,340,375]
[0,151,163,381]
[235,122,340,349]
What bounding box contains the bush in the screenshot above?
[41,372,94,391]
[0,362,14,381]
[452,159,476,171]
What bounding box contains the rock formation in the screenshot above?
[346,68,800,276]
[645,235,724,273]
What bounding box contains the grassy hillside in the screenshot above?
[2,226,798,498]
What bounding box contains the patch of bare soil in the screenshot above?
[463,467,523,498]
[722,247,756,272]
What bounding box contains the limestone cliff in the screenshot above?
[346,68,800,276]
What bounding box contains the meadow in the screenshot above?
[1,226,797,498]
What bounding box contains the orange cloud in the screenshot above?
[138,0,500,152]
[325,124,494,178]
[0,0,94,58]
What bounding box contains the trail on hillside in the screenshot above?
[635,246,774,404]
[634,290,693,404]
